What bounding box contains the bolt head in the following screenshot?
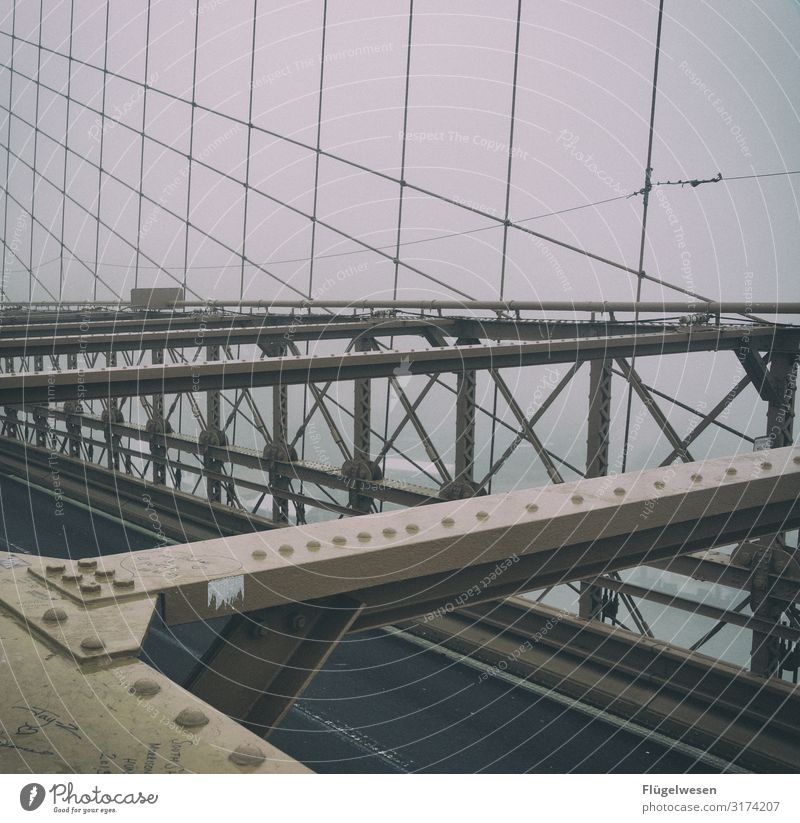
[175,708,209,728]
[77,559,98,570]
[45,563,66,575]
[131,678,161,697]
[113,578,135,589]
[229,744,266,767]
[291,613,307,632]
[42,608,68,624]
[80,636,105,651]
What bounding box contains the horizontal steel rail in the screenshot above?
[408,598,800,772]
[0,326,789,405]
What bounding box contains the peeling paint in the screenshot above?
[207,575,245,610]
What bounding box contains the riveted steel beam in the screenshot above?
[27,447,799,630]
[0,553,307,774]
[0,326,789,406]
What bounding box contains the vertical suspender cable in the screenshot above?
[134,0,153,290]
[488,0,523,494]
[380,0,416,504]
[621,0,665,474]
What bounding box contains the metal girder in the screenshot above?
[586,358,612,479]
[13,299,800,312]
[0,554,307,774]
[1,326,790,406]
[26,447,800,629]
[205,343,223,503]
[7,447,800,744]
[492,370,563,485]
[590,575,800,644]
[581,358,612,619]
[454,361,477,490]
[0,316,460,358]
[741,347,782,405]
[348,336,376,512]
[649,550,800,605]
[408,598,800,772]
[748,351,797,676]
[476,363,582,490]
[616,357,694,463]
[660,373,752,465]
[186,596,364,735]
[22,406,440,509]
[0,436,276,541]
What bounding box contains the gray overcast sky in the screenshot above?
[0,0,798,308]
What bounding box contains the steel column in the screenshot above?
[581,358,612,619]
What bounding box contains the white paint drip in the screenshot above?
[207,574,244,610]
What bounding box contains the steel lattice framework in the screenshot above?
[0,1,799,775]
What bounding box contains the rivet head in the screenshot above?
[357,531,371,542]
[405,524,420,534]
[691,473,702,483]
[613,487,626,497]
[760,462,772,470]
[278,545,293,557]
[80,636,105,651]
[306,540,321,552]
[62,573,83,584]
[441,517,455,527]
[42,607,68,624]
[45,563,66,575]
[80,582,101,594]
[525,503,539,513]
[77,559,98,571]
[251,548,267,559]
[131,678,161,697]
[475,511,489,520]
[113,578,135,589]
[332,535,347,546]
[725,467,737,476]
[229,744,266,767]
[175,708,209,728]
[382,527,397,538]
[95,568,115,579]
[793,455,800,465]
[654,480,665,490]
[571,495,583,505]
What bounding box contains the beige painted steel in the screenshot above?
[27,447,800,624]
[0,554,307,774]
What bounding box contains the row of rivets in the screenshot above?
[238,453,798,560]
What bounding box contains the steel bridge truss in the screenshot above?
[0,303,798,773]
